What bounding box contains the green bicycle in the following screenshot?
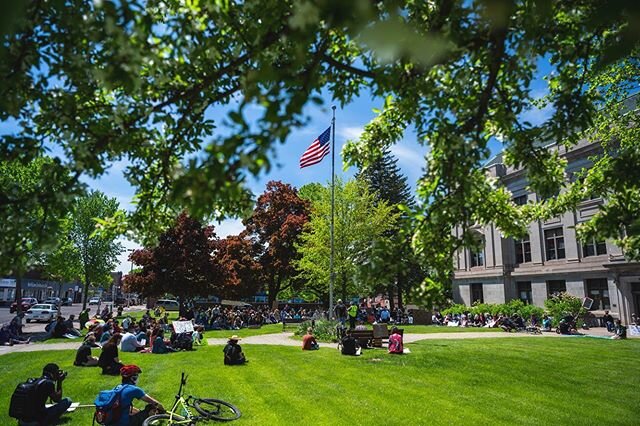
[143,373,241,425]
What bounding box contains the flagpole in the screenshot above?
[330,105,336,320]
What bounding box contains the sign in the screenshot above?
[581,297,594,310]
[172,321,194,334]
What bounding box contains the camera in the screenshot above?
[58,370,68,380]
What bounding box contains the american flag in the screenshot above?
[300,127,331,169]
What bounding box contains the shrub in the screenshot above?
[294,320,339,342]
[442,300,544,323]
[544,292,586,326]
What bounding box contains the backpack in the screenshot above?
[9,378,46,420]
[94,384,128,425]
[173,332,193,351]
[340,336,358,355]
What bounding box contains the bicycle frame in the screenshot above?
[163,373,202,424]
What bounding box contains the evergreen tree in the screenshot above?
[356,148,425,310]
[356,148,413,209]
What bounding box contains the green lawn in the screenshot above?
[395,324,503,333]
[1,337,639,425]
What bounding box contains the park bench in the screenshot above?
[372,325,404,347]
[350,329,375,347]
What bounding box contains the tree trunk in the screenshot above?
[15,270,23,314]
[82,272,90,310]
[388,286,395,311]
[396,275,404,309]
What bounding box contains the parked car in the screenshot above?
[43,297,62,307]
[156,299,180,311]
[61,297,73,306]
[88,297,101,305]
[10,297,39,313]
[25,303,60,323]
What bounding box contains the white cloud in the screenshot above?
[114,238,141,274]
[390,143,427,174]
[338,126,363,141]
[214,218,245,238]
[520,103,554,126]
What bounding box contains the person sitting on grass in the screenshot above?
[99,333,124,375]
[0,324,30,345]
[74,334,100,366]
[63,314,82,337]
[541,315,552,332]
[302,327,319,350]
[121,327,146,352]
[17,363,72,425]
[109,365,165,426]
[388,326,404,354]
[192,325,204,346]
[611,319,627,340]
[223,335,248,365]
[339,329,361,356]
[152,329,177,354]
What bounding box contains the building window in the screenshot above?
[517,281,532,304]
[514,235,532,264]
[582,238,607,257]
[470,248,484,267]
[545,228,565,260]
[547,280,566,297]
[586,278,610,310]
[471,283,484,304]
[513,194,528,206]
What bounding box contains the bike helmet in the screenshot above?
[120,364,142,378]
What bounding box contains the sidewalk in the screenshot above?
[0,326,627,356]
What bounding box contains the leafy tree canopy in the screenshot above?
[243,180,310,306]
[124,212,220,307]
[296,178,398,301]
[68,191,123,308]
[2,1,639,305]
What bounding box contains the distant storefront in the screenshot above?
[0,277,82,305]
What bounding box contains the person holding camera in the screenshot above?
[33,363,72,424]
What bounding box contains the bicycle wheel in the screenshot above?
[143,413,191,425]
[193,398,241,421]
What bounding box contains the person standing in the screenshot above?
[347,302,358,329]
[79,308,90,330]
[223,335,248,365]
[334,299,347,326]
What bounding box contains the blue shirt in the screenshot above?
[115,384,145,426]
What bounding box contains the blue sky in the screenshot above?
[92,91,432,273]
[3,59,554,274]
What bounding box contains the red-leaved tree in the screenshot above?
[244,181,310,306]
[123,212,220,311]
[216,234,262,300]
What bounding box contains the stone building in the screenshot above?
[452,137,640,324]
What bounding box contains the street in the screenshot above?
[0,303,133,334]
